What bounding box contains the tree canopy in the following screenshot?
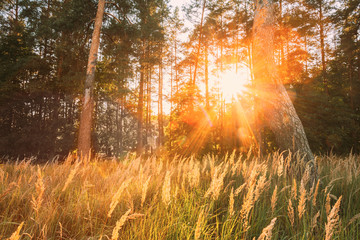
[0,0,359,159]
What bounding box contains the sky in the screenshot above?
[169,0,187,11]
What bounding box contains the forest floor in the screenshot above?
[1,151,360,239]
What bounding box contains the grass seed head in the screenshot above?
[205,166,226,200]
[111,209,132,240]
[312,179,320,206]
[240,183,255,231]
[141,176,151,208]
[108,178,132,218]
[257,217,277,240]
[325,196,342,240]
[62,161,80,192]
[229,187,235,217]
[298,184,307,220]
[235,183,247,196]
[195,209,205,240]
[31,167,45,214]
[8,222,24,240]
[162,171,172,206]
[311,211,320,232]
[347,212,360,228]
[271,185,278,214]
[291,178,297,200]
[325,193,331,216]
[288,199,295,227]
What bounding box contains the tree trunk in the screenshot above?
[115,102,122,157]
[304,35,308,75]
[193,0,206,85]
[253,0,316,179]
[169,54,173,150]
[175,40,178,92]
[137,63,145,155]
[319,0,328,95]
[120,96,124,152]
[78,0,105,157]
[205,43,209,110]
[349,57,354,110]
[146,64,151,150]
[158,53,164,147]
[279,0,284,66]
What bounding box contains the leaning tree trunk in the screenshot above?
[252,0,316,180]
[78,0,105,157]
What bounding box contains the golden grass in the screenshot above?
[287,199,295,227]
[228,187,235,217]
[270,185,277,214]
[111,209,131,240]
[325,196,342,240]
[257,217,277,240]
[7,222,24,240]
[0,152,359,239]
[298,184,306,220]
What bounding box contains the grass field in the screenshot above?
[1,151,360,239]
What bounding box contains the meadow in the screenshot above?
[1,151,360,239]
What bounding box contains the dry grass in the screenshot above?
[0,151,360,239]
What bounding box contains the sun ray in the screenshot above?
[219,67,251,102]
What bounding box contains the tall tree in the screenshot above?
[78,0,106,156]
[192,0,206,85]
[252,0,316,178]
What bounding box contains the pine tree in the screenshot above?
[78,0,106,156]
[252,0,317,179]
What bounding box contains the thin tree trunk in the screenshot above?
[349,57,354,110]
[15,0,19,21]
[305,35,308,75]
[248,43,254,82]
[279,0,284,66]
[253,0,316,180]
[146,41,151,151]
[78,0,105,156]
[169,54,173,150]
[175,40,178,92]
[319,1,328,95]
[358,53,360,84]
[137,60,145,154]
[220,15,223,72]
[205,43,209,110]
[146,65,151,148]
[120,96,124,153]
[115,103,120,156]
[193,0,206,85]
[158,53,164,147]
[158,2,164,148]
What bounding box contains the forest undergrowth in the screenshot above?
[1,151,360,239]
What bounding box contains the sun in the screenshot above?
[219,67,251,102]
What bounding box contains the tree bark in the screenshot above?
[253,0,316,179]
[319,0,328,95]
[137,62,145,154]
[78,0,105,157]
[146,64,151,150]
[158,53,164,147]
[205,43,209,110]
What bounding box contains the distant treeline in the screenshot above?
[0,0,359,159]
